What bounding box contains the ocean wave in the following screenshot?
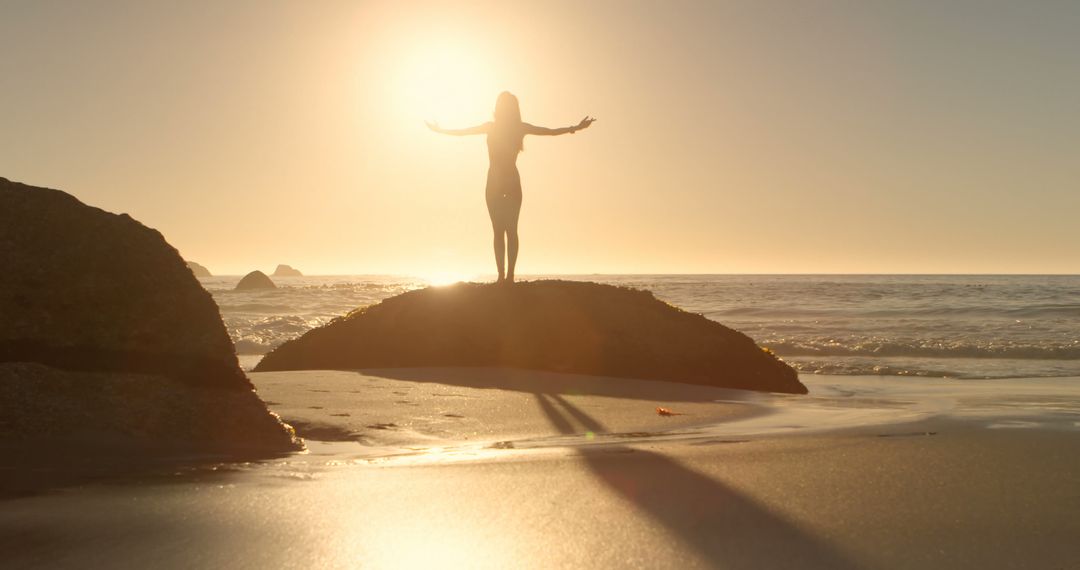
[765,339,1080,360]
[216,303,299,313]
[785,357,1080,379]
[789,360,971,379]
[711,303,1080,319]
[228,315,332,354]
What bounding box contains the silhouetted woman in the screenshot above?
[427,92,594,283]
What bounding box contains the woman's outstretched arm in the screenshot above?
[523,116,596,136]
[426,121,491,136]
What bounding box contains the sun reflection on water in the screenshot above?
[420,272,477,287]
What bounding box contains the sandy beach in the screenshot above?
[3,368,1079,569]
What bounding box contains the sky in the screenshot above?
[2,0,1078,276]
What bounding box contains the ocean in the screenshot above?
[202,274,1080,380]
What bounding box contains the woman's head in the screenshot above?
[492,91,524,153]
[494,91,521,124]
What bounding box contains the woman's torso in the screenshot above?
[486,122,523,196]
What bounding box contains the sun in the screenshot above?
[394,41,499,128]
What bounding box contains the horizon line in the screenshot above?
[199,272,1080,277]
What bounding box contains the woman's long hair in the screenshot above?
[493,91,523,153]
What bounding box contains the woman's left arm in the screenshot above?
[524,116,596,136]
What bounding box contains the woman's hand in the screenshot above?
[425,120,442,133]
[573,116,596,132]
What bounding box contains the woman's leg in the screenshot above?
[486,193,506,281]
[504,193,522,283]
[492,226,506,281]
[505,229,517,282]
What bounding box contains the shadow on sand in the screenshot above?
[360,366,763,404]
[532,391,858,569]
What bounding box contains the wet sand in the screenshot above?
[3,369,1080,569]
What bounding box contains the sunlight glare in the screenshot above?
[395,41,499,127]
[421,271,475,286]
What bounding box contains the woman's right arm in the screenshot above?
[426,121,491,136]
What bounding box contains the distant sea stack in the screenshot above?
[273,264,303,277]
[256,280,807,394]
[0,177,300,453]
[236,270,276,290]
[186,260,212,278]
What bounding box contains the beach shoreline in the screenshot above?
[252,368,1080,454]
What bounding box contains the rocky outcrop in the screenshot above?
[0,363,295,450]
[236,270,276,290]
[273,264,303,277]
[256,280,807,394]
[186,261,212,278]
[0,177,300,453]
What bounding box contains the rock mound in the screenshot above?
[0,177,300,453]
[236,270,276,290]
[186,261,212,277]
[256,280,807,394]
[273,264,303,277]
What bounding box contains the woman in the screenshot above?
[427,92,595,283]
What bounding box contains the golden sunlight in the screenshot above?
[394,41,499,127]
[420,270,477,286]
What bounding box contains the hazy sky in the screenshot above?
[2,1,1078,276]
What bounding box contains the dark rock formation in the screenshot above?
[256,280,807,394]
[186,261,212,278]
[0,177,300,452]
[236,270,276,290]
[0,363,296,450]
[273,264,303,277]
